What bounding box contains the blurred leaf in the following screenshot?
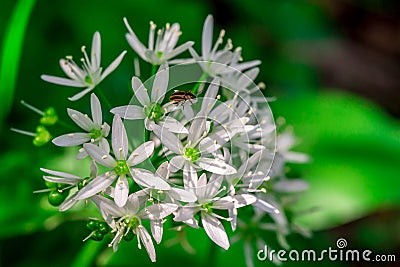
[271,91,400,230]
[0,0,36,127]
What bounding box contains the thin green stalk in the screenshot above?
[191,72,208,95]
[96,86,112,110]
[151,64,158,77]
[0,0,36,127]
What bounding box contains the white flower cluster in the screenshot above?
[37,15,309,263]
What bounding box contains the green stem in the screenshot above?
[207,240,218,267]
[56,119,76,131]
[151,64,158,77]
[191,72,208,95]
[144,129,150,142]
[96,86,112,110]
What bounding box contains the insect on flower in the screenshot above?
[169,90,197,106]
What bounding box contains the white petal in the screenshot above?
[201,212,230,250]
[173,206,198,222]
[169,156,185,172]
[232,194,257,208]
[59,59,79,80]
[83,143,116,168]
[164,41,194,60]
[254,198,280,214]
[197,157,237,175]
[100,50,127,80]
[91,195,126,218]
[138,203,178,220]
[111,115,129,160]
[132,76,150,107]
[127,141,154,166]
[196,173,207,201]
[59,192,79,211]
[201,77,220,114]
[205,174,223,198]
[169,188,197,202]
[75,172,117,200]
[162,116,188,134]
[90,93,102,126]
[202,15,213,59]
[41,75,84,87]
[187,115,206,145]
[138,226,156,262]
[124,18,147,59]
[114,175,129,207]
[152,125,182,154]
[151,63,169,103]
[183,162,198,193]
[150,220,163,244]
[43,175,81,185]
[52,133,91,147]
[68,87,95,101]
[110,105,145,120]
[155,161,169,180]
[130,168,170,190]
[40,168,81,180]
[91,32,101,69]
[67,108,94,131]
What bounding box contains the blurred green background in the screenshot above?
[1,0,399,266]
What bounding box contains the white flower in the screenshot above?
[189,15,260,77]
[52,93,110,159]
[111,64,187,133]
[40,161,98,211]
[41,32,127,101]
[91,194,177,262]
[124,18,194,65]
[152,115,237,192]
[135,162,197,204]
[74,115,170,207]
[174,173,255,249]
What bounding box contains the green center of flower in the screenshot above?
[202,203,213,213]
[184,147,200,162]
[156,51,163,59]
[145,103,163,122]
[124,217,140,229]
[90,128,102,139]
[85,75,93,84]
[114,160,129,175]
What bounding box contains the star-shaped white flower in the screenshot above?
[40,160,98,211]
[188,15,260,77]
[41,32,126,101]
[91,194,177,262]
[152,115,237,192]
[111,64,186,133]
[52,93,110,159]
[174,173,255,250]
[124,18,194,65]
[74,115,170,207]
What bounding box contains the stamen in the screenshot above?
[20,100,44,115]
[258,82,266,89]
